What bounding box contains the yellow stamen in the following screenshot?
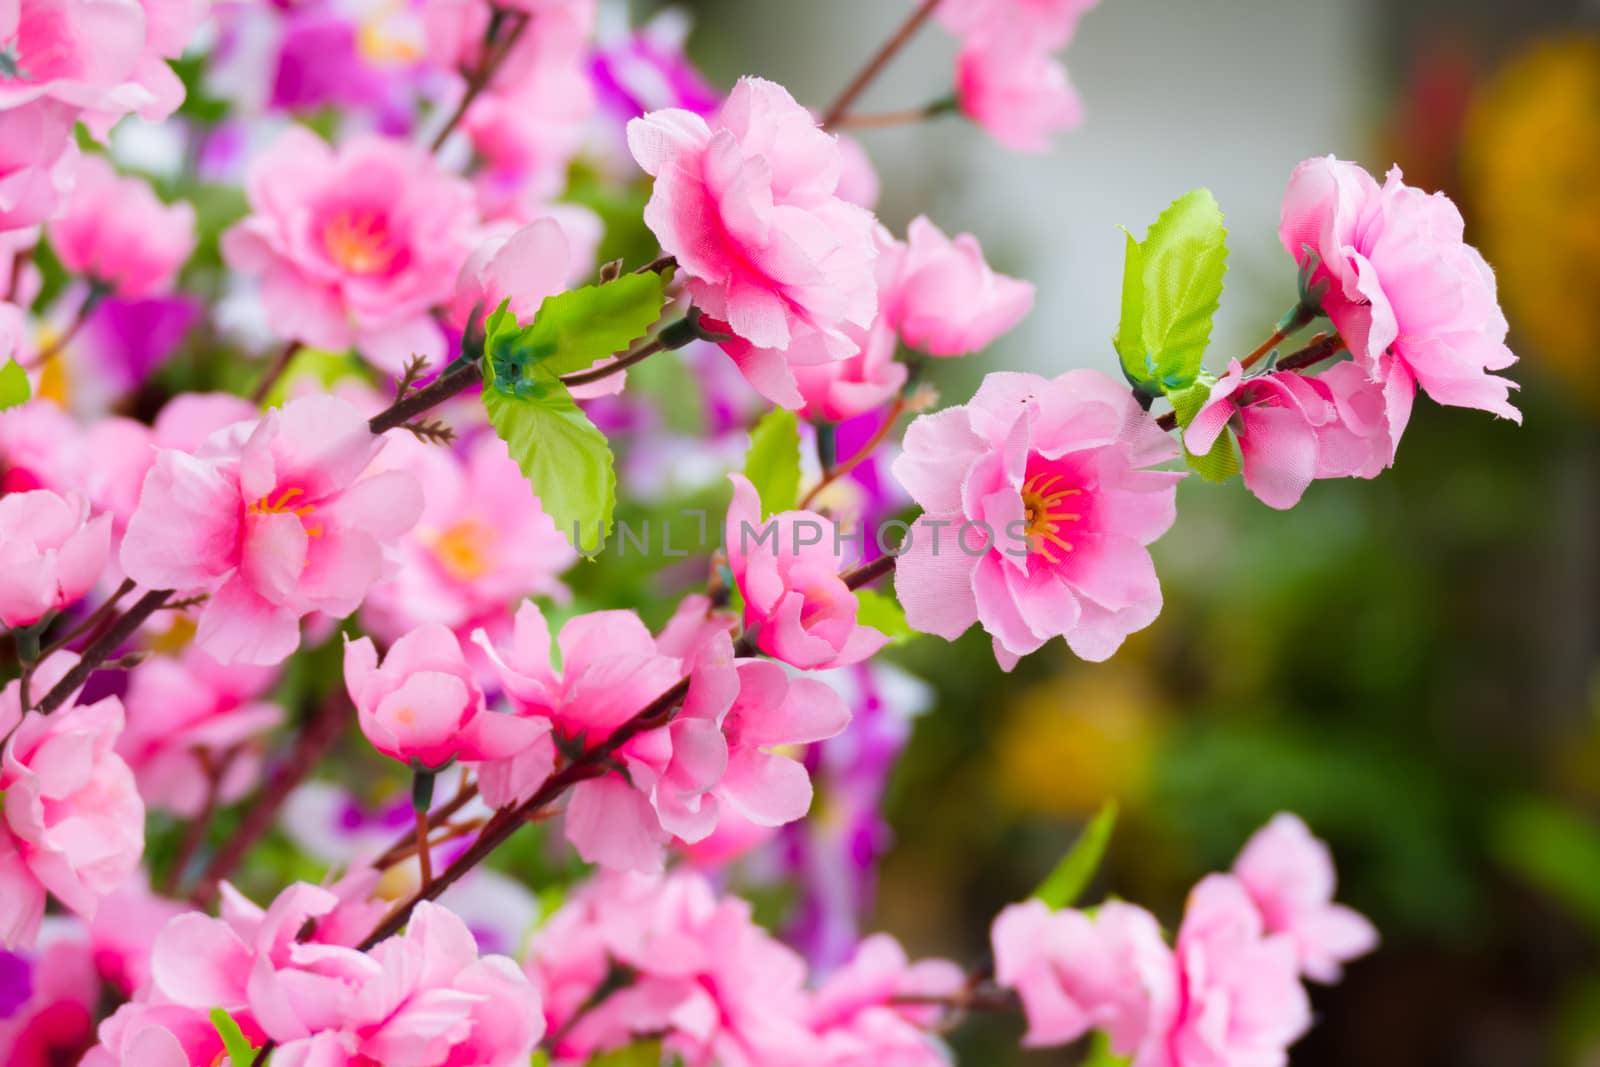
[1020,472,1084,560]
[322,208,399,275]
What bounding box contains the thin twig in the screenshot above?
[820,0,942,129]
[163,748,236,896]
[368,363,483,434]
[427,9,530,153]
[799,395,907,510]
[34,590,171,715]
[558,337,665,390]
[248,340,303,406]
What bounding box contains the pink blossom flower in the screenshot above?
[47,154,195,297]
[1280,157,1519,421]
[84,873,182,996]
[528,870,819,1067]
[221,128,478,373]
[0,489,110,628]
[725,473,888,670]
[116,647,284,817]
[119,394,424,665]
[1,653,144,951]
[991,899,1174,1053]
[0,101,77,232]
[362,432,577,644]
[891,216,1035,356]
[138,884,542,1066]
[938,0,1100,51]
[892,370,1183,668]
[473,600,715,871]
[346,623,543,770]
[1233,814,1378,983]
[1152,875,1313,1067]
[628,76,878,358]
[955,35,1083,154]
[711,659,850,827]
[808,934,966,1067]
[788,225,906,421]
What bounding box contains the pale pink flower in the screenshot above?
[116,647,283,817]
[362,432,577,644]
[789,225,907,421]
[528,870,818,1067]
[473,600,718,871]
[991,899,1174,1053]
[891,216,1035,356]
[84,873,183,995]
[725,473,888,670]
[346,623,542,771]
[938,0,1099,51]
[1280,157,1519,421]
[1,653,144,951]
[1233,814,1378,983]
[711,659,850,827]
[0,489,111,628]
[221,128,478,373]
[628,76,878,358]
[956,35,1083,154]
[892,370,1182,668]
[834,134,881,210]
[47,154,195,297]
[809,934,966,1067]
[1151,875,1313,1067]
[0,100,77,232]
[119,394,424,665]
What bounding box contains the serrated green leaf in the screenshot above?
[584,1040,663,1067]
[483,368,616,555]
[1115,190,1229,393]
[1033,801,1118,910]
[0,359,30,410]
[743,408,801,516]
[854,587,912,643]
[487,274,665,390]
[210,1007,259,1066]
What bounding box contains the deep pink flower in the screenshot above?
[119,394,423,665]
[712,659,850,826]
[361,432,577,644]
[117,647,283,817]
[221,128,478,373]
[892,370,1182,668]
[0,100,77,232]
[1280,157,1519,421]
[346,623,542,770]
[956,34,1083,154]
[0,923,100,1066]
[1233,814,1378,983]
[628,76,878,359]
[725,473,888,670]
[991,899,1174,1053]
[47,154,195,297]
[1,653,144,951]
[891,216,1035,356]
[808,934,966,1067]
[0,489,110,628]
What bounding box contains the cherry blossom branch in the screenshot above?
[247,339,303,406]
[368,362,485,434]
[372,776,481,869]
[833,98,955,130]
[820,0,942,129]
[799,394,908,509]
[1276,331,1347,373]
[190,694,356,907]
[34,589,172,715]
[428,7,530,154]
[1237,302,1320,372]
[558,336,668,389]
[22,282,108,371]
[163,747,237,896]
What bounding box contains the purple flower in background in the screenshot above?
[782,662,932,972]
[592,8,721,124]
[79,296,202,397]
[0,951,32,1019]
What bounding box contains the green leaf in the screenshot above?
[1492,798,1600,935]
[483,369,616,556]
[1115,190,1229,393]
[1079,1031,1133,1067]
[584,1040,663,1067]
[0,359,30,410]
[487,273,666,390]
[1166,375,1240,484]
[1033,801,1118,910]
[855,587,912,643]
[210,1007,259,1066]
[743,408,801,516]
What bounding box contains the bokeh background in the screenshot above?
[669,2,1600,1064]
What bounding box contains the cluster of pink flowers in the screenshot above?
[992,813,1377,1064]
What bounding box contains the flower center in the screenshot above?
[1019,472,1081,563]
[322,208,398,275]
[430,520,497,582]
[248,487,323,537]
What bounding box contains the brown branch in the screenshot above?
[799,395,907,510]
[820,0,942,129]
[427,9,530,153]
[34,590,171,715]
[248,340,303,406]
[368,362,483,434]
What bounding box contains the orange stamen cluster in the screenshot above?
[248,486,323,537]
[322,208,398,275]
[1019,472,1081,563]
